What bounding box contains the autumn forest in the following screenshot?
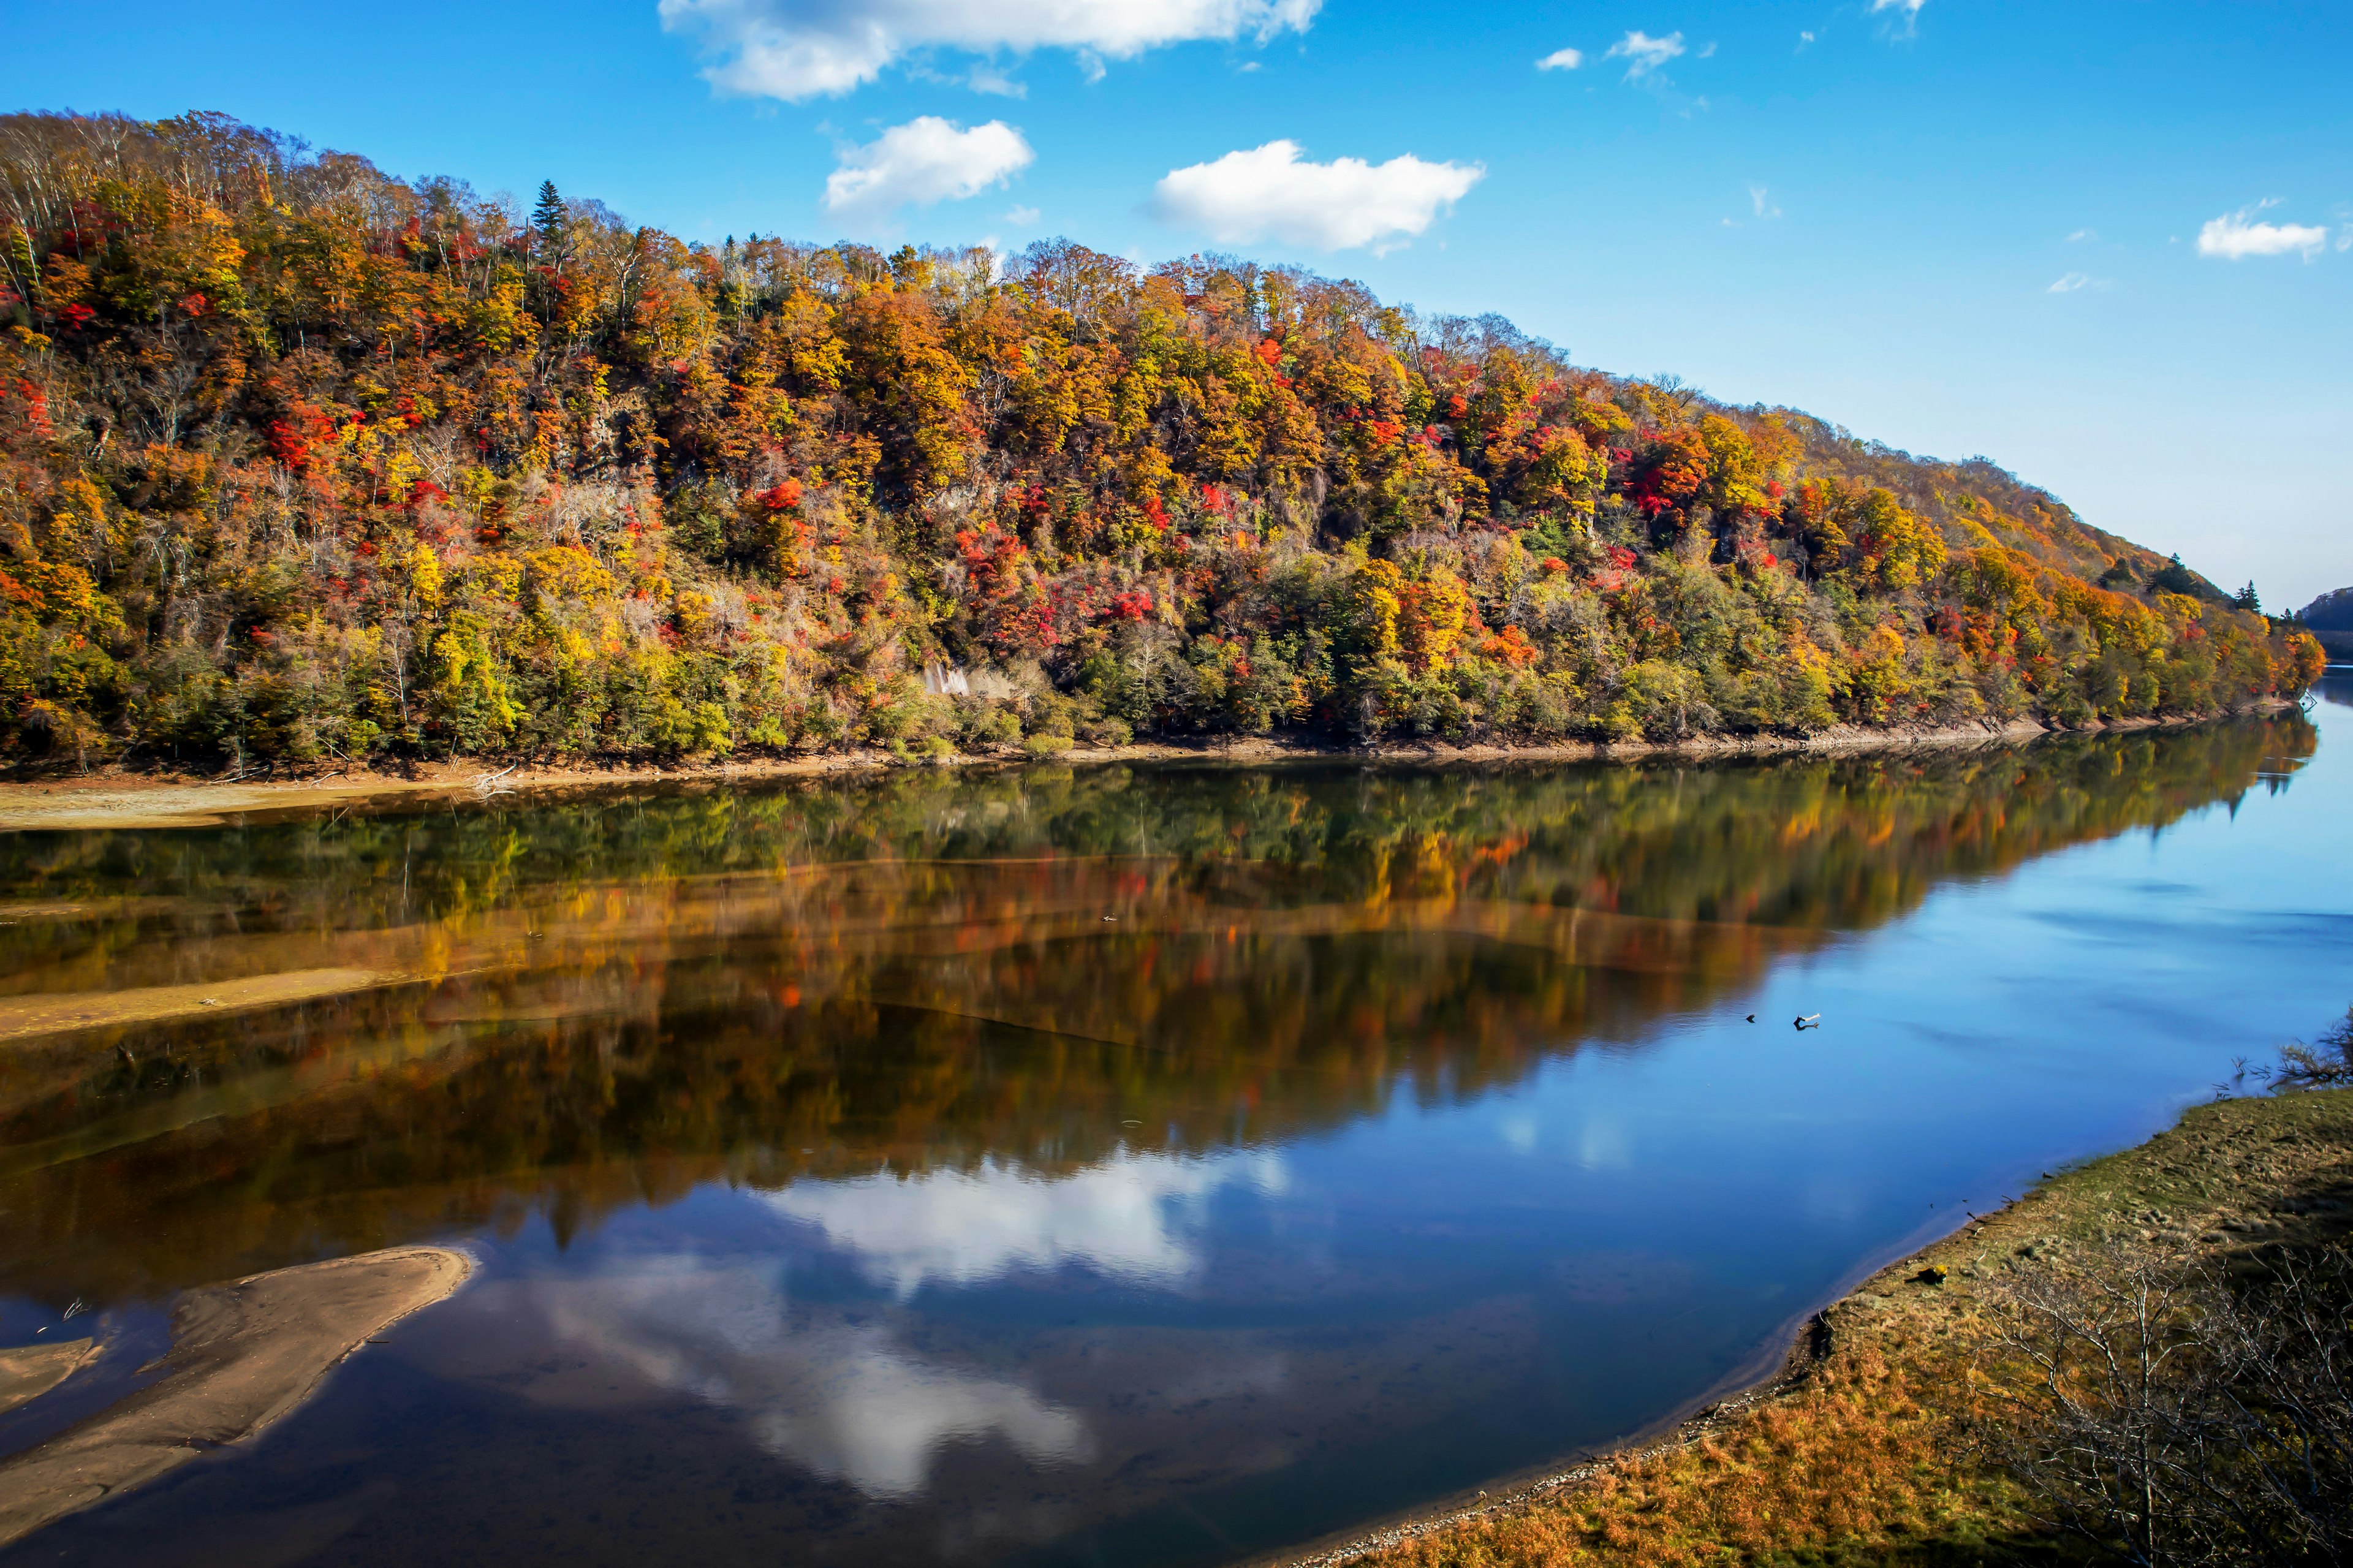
[0,110,2325,770]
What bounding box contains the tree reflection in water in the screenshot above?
[0,716,2309,1311]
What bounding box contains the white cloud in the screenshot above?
[2067,227,2097,243]
[823,116,1032,227]
[964,60,1025,96]
[1871,0,1925,36]
[1696,40,1716,58]
[1535,46,1582,70]
[906,56,1025,94]
[1002,203,1040,225]
[1749,183,1781,219]
[659,0,1320,100]
[1604,29,1685,80]
[2048,272,2091,293]
[1798,29,1815,44]
[538,1256,1090,1498]
[763,1149,1286,1297]
[2197,201,2328,260]
[1152,140,1484,254]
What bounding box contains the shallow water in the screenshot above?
[1,688,2349,1567]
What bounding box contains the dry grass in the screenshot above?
[1360,1340,2023,1568]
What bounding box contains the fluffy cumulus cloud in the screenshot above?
[659,0,1320,100]
[2197,201,2328,260]
[1152,140,1483,254]
[824,116,1032,226]
[1535,46,1582,70]
[1604,29,1684,80]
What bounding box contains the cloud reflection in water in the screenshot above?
[539,1149,1283,1500]
[762,1148,1289,1297]
[542,1254,1089,1499]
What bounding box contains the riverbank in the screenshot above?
[0,702,2286,833]
[1275,1086,2353,1568]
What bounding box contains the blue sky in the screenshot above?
[9,0,2349,606]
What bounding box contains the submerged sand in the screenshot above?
[0,1246,472,1548]
[0,969,410,1043]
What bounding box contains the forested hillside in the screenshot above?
[0,111,2324,768]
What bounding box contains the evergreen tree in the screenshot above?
[2234,581,2262,613]
[2151,553,2202,596]
[532,180,567,268]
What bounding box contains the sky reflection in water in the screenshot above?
[0,695,2349,1567]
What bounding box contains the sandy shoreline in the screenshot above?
[0,703,2284,833]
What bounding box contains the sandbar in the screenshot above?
[0,1341,98,1417]
[0,1246,472,1547]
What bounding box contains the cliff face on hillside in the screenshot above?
[0,112,2324,768]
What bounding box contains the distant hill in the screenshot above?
[2301,589,2353,632]
[2300,589,2353,659]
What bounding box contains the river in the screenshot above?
[1,685,2349,1566]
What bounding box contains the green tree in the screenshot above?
[2151,553,2202,596]
[531,180,567,270]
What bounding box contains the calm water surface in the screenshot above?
[2,686,2351,1567]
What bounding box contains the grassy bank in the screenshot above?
[1290,1089,2353,1568]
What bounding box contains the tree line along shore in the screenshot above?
[0,112,2326,774]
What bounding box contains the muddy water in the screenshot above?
[0,700,2347,1567]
